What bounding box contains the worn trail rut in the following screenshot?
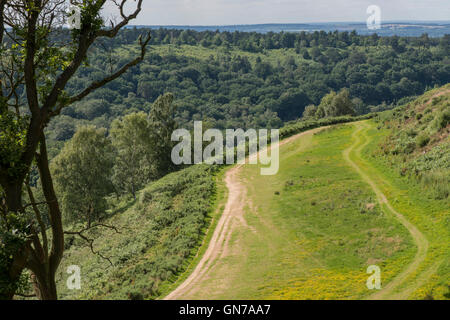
[344,122,433,300]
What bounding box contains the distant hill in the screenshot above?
[134,22,450,37]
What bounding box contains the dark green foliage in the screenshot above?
[0,212,31,298]
[51,126,115,225]
[44,28,449,154]
[148,93,178,177]
[274,89,312,121]
[0,104,28,179]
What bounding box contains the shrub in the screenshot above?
[406,128,417,137]
[436,109,450,130]
[416,134,430,148]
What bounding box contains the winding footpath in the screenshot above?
[166,121,437,300]
[164,128,325,300]
[343,122,431,300]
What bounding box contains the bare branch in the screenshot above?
[64,223,121,266]
[25,175,49,261]
[96,0,143,38]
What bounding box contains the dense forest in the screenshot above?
[47,28,450,154]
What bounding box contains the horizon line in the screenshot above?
[126,20,450,28]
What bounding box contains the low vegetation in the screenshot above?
[280,113,374,139]
[57,164,221,300]
[169,86,449,300]
[373,84,450,200]
[353,85,450,299]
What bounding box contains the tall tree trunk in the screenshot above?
[0,0,147,300]
[34,137,64,300]
[4,182,23,213]
[0,176,59,300]
[32,267,58,300]
[1,135,66,300]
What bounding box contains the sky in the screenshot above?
[101,0,450,26]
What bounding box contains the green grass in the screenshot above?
[374,85,450,201]
[184,124,416,300]
[358,121,449,299]
[55,164,225,300]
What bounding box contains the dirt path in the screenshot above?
[166,121,437,300]
[343,122,431,300]
[164,127,325,300]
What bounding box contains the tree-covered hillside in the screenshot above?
[47,28,450,152]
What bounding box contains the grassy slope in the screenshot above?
[355,122,449,299]
[359,85,449,299]
[56,85,448,300]
[178,84,449,299]
[157,167,229,298]
[56,164,225,300]
[183,125,416,300]
[374,84,450,201]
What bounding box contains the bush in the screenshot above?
[416,134,430,148]
[435,109,450,130]
[406,128,417,137]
